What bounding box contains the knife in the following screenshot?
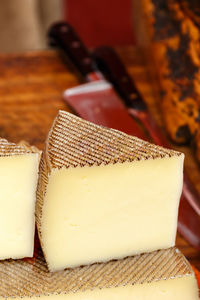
[48,22,200,250]
[92,46,200,249]
[48,22,145,139]
[93,46,200,215]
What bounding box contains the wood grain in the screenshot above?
[0,47,199,269]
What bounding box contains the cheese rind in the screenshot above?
[0,248,198,300]
[0,138,40,259]
[36,111,184,271]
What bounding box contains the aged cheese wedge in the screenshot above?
[36,110,184,271]
[0,138,40,259]
[0,247,199,300]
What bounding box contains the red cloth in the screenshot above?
[193,266,200,294]
[64,0,135,47]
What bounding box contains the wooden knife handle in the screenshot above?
[93,46,146,110]
[48,22,96,77]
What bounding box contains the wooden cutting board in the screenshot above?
[0,47,199,273]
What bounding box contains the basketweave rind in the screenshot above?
[0,138,40,156]
[45,110,181,170]
[0,247,194,298]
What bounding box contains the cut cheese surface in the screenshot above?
[42,156,183,270]
[0,138,39,259]
[36,111,184,271]
[0,248,198,300]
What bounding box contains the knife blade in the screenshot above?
[48,22,200,250]
[93,46,200,216]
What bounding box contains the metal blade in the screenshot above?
[64,80,146,138]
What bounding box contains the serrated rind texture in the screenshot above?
[45,110,181,169]
[0,138,40,156]
[0,247,193,298]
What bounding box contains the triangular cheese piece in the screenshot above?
[36,111,184,271]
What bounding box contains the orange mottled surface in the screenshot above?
[140,0,200,145]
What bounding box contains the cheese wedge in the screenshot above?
[0,138,40,259]
[36,110,184,271]
[0,247,198,300]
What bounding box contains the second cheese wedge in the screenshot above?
[36,111,184,271]
[0,139,39,260]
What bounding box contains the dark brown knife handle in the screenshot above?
[48,22,96,77]
[93,46,147,111]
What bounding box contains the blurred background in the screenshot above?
[1,0,200,179]
[0,0,136,53]
[1,0,200,160]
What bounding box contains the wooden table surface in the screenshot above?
[0,46,199,269]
